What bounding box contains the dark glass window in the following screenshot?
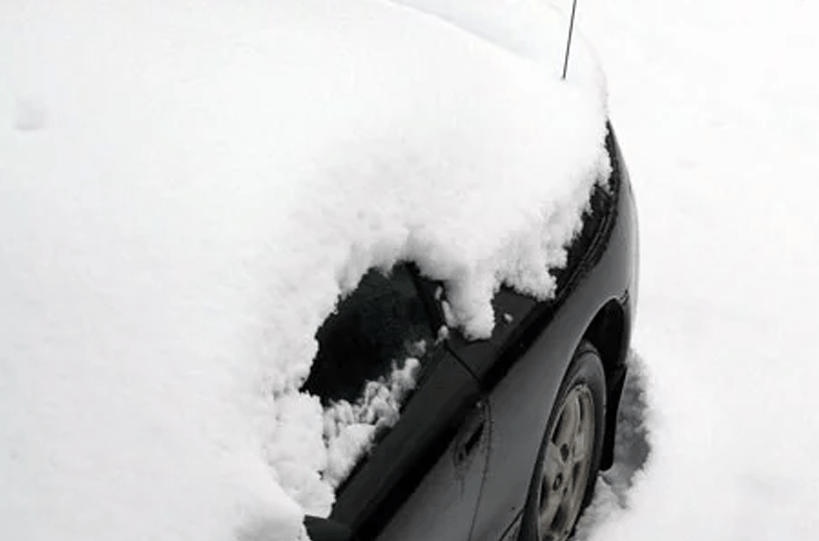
[302,264,440,407]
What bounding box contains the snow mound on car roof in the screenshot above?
[0,0,608,539]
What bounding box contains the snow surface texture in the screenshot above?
[575,0,819,540]
[0,1,609,540]
[322,357,422,488]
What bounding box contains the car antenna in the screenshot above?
[561,0,579,79]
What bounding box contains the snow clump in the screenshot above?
[322,357,422,487]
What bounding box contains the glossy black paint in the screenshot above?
[304,516,358,541]
[468,127,636,541]
[327,127,638,541]
[331,350,487,541]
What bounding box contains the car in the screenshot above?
[302,125,638,541]
[0,2,636,539]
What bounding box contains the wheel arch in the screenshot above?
[580,297,631,470]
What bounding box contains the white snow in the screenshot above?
[323,357,422,487]
[0,1,609,540]
[392,0,595,78]
[574,1,819,540]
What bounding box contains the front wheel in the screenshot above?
[522,340,606,541]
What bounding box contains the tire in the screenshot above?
[520,340,606,541]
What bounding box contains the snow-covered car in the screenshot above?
[303,126,638,541]
[2,1,636,541]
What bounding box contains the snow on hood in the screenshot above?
[0,0,608,540]
[392,0,595,74]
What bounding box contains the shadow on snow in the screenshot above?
[575,350,651,539]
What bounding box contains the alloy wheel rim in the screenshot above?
[537,384,595,541]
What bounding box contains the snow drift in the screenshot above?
[575,1,819,540]
[0,0,609,539]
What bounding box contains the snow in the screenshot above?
[573,0,819,540]
[392,0,593,77]
[323,357,422,487]
[0,1,609,540]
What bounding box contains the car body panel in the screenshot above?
[451,128,638,541]
[324,128,637,541]
[331,350,488,541]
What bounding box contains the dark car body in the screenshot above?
[306,126,637,541]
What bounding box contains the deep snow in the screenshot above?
[577,0,819,540]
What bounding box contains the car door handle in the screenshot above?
[463,420,485,455]
[454,403,487,465]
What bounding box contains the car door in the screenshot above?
[303,265,489,541]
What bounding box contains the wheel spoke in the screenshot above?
[567,394,582,440]
[539,440,567,538]
[546,441,563,471]
[572,423,587,460]
[538,492,561,538]
[553,395,578,453]
[540,442,561,510]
